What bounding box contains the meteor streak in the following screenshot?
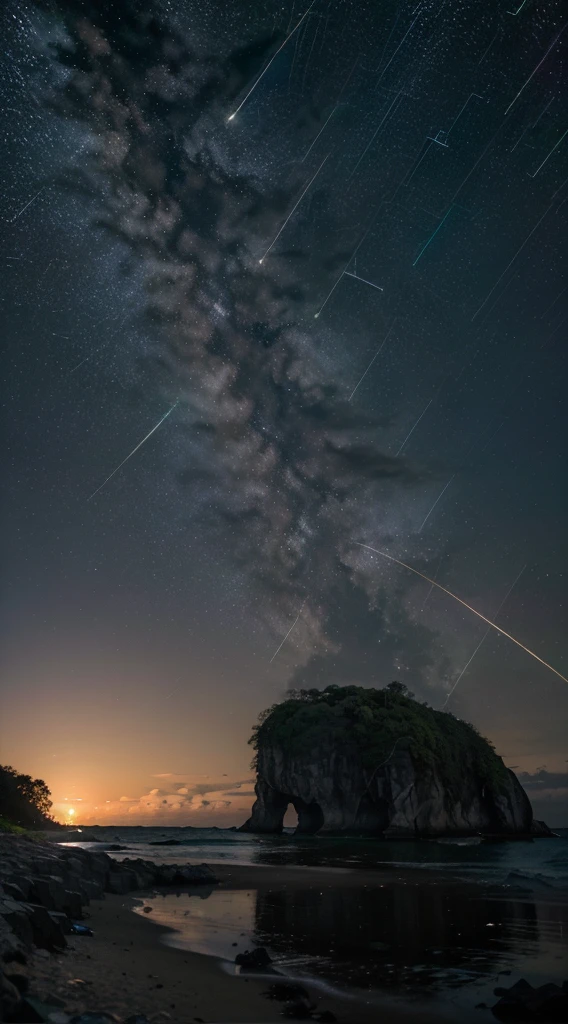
[269,600,306,662]
[348,321,396,401]
[345,271,384,293]
[87,401,179,501]
[395,398,433,455]
[355,544,568,685]
[227,0,319,121]
[418,475,455,533]
[442,565,527,708]
[529,127,567,178]
[259,154,329,263]
[504,22,566,117]
[10,186,45,223]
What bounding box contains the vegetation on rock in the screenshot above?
[249,683,508,798]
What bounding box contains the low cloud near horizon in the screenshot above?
[62,775,255,826]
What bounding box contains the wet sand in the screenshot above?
[20,863,488,1023]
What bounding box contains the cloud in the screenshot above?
[517,770,568,826]
[46,1,443,673]
[518,770,568,792]
[77,776,249,824]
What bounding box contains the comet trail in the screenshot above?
[87,401,179,501]
[227,0,319,121]
[355,543,568,685]
[442,564,527,708]
[259,154,328,262]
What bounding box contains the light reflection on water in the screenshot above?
[132,881,568,1016]
[56,825,568,885]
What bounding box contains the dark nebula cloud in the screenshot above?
[39,0,434,665]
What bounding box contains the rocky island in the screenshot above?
[241,683,546,838]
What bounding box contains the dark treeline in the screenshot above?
[0,764,57,829]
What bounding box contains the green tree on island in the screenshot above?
[249,682,508,799]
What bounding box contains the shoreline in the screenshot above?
[19,886,479,1024]
[2,835,567,1023]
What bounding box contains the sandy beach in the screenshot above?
[12,863,491,1024]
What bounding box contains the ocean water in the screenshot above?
[57,824,568,885]
[54,826,568,1019]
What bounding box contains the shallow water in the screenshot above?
[132,880,568,1018]
[57,824,568,885]
[53,826,568,1017]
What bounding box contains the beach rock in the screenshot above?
[1,968,23,1020]
[235,946,272,969]
[2,883,26,903]
[529,819,558,837]
[25,904,67,950]
[491,978,568,1021]
[241,686,538,836]
[107,871,138,895]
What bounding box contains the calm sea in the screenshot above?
[57,823,568,885]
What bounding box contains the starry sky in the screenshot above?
[0,0,567,827]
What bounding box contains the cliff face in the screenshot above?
[241,687,534,837]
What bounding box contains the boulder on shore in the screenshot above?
[0,832,218,1021]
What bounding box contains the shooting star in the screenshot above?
[395,398,433,456]
[478,30,499,66]
[529,127,567,178]
[349,88,405,180]
[446,93,482,136]
[355,543,568,685]
[504,22,566,117]
[302,54,359,162]
[345,271,384,293]
[314,208,380,318]
[270,600,306,662]
[10,186,46,223]
[442,565,527,707]
[87,401,179,501]
[471,178,566,320]
[412,206,453,266]
[259,154,328,263]
[418,475,455,533]
[348,321,396,401]
[227,0,319,121]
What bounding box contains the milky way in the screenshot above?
[2,1,567,794]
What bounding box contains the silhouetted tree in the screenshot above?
[0,765,56,828]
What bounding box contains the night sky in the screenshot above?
[1,0,567,827]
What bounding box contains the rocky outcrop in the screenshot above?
[242,744,533,837]
[242,688,537,838]
[0,833,217,1021]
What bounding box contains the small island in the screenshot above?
[241,683,546,838]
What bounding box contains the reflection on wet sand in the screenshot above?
[136,874,568,1016]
